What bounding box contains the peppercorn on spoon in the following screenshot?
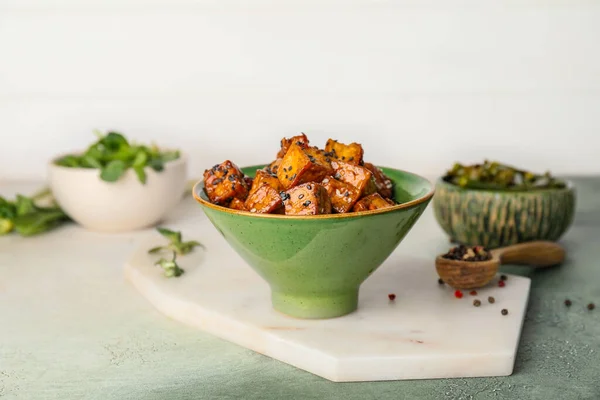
[435,241,566,289]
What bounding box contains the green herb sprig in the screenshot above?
[155,252,185,278]
[148,227,204,256]
[55,130,180,184]
[0,188,71,236]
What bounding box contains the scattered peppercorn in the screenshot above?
[307,184,312,190]
[303,200,311,207]
[564,299,572,307]
[500,275,507,281]
[454,290,463,299]
[473,299,481,307]
[442,244,491,262]
[388,293,396,301]
[488,296,495,304]
[290,174,297,180]
[469,290,478,296]
[348,157,354,161]
[498,280,506,288]
[227,174,236,182]
[501,309,508,315]
[438,278,444,285]
[298,194,304,199]
[588,303,595,310]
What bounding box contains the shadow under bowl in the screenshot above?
[432,178,576,249]
[193,164,434,319]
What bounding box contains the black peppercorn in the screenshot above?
[307,185,312,190]
[588,303,595,310]
[473,299,481,307]
[488,296,495,304]
[303,200,312,207]
[298,194,304,199]
[227,174,235,182]
[500,275,507,281]
[565,299,572,307]
[501,309,508,315]
[437,278,444,285]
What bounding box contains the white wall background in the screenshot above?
[1,0,599,181]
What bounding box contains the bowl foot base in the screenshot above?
[271,289,358,319]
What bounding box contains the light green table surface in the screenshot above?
[1,177,599,400]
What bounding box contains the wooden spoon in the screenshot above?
[435,241,566,289]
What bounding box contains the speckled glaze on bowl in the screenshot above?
[433,178,576,249]
[193,164,434,319]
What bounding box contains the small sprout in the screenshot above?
[155,252,184,278]
[148,227,204,255]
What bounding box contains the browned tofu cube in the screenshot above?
[321,176,361,213]
[324,139,364,165]
[364,162,394,199]
[244,184,283,214]
[266,158,283,175]
[229,198,248,211]
[277,143,334,189]
[249,170,282,196]
[352,193,395,212]
[283,183,332,216]
[331,160,376,196]
[203,160,249,205]
[276,133,310,158]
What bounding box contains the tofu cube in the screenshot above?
[321,176,361,213]
[277,143,334,189]
[331,160,376,196]
[324,139,364,165]
[283,183,332,215]
[229,198,248,211]
[277,133,310,158]
[364,162,394,199]
[249,170,282,196]
[203,160,249,205]
[352,193,395,212]
[244,183,284,214]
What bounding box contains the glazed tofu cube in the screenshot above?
[276,133,310,158]
[277,143,334,189]
[352,193,395,212]
[324,139,364,165]
[250,170,282,195]
[266,158,283,175]
[283,183,332,216]
[203,160,249,205]
[229,198,248,211]
[244,176,254,189]
[331,160,376,196]
[244,184,283,214]
[321,176,361,213]
[364,162,394,199]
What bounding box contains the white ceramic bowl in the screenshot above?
[48,153,188,232]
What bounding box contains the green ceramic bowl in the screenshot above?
[193,164,434,319]
[433,178,576,249]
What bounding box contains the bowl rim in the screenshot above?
[435,176,575,194]
[47,149,187,173]
[193,164,435,220]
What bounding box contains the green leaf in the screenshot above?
[133,165,147,184]
[82,155,103,169]
[178,240,204,255]
[156,227,181,244]
[102,132,129,151]
[100,160,127,182]
[55,155,81,168]
[148,158,164,172]
[154,252,184,278]
[160,150,180,163]
[147,246,166,254]
[0,197,16,219]
[15,195,37,216]
[13,209,69,237]
[133,150,148,167]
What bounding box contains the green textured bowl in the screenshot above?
[432,178,576,249]
[193,164,434,319]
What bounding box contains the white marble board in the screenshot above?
[125,213,531,382]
